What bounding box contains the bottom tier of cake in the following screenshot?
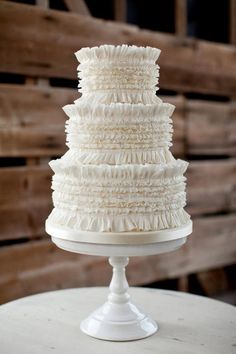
[46,158,190,232]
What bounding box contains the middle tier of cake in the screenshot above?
[63,101,175,165]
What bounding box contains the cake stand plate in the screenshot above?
[46,221,192,341]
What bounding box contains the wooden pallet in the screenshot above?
[1,1,236,96]
[0,0,236,303]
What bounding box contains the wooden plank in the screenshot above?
[197,269,228,296]
[0,213,235,303]
[36,0,49,8]
[114,0,127,22]
[0,240,108,303]
[178,275,189,292]
[128,214,236,284]
[1,2,236,95]
[186,159,236,215]
[0,85,182,157]
[187,100,236,156]
[230,0,236,45]
[166,95,185,157]
[0,84,77,157]
[175,0,187,36]
[0,166,52,240]
[229,102,236,145]
[64,0,91,16]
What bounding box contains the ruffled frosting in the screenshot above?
[51,177,186,195]
[63,101,175,121]
[77,64,159,93]
[75,45,161,103]
[47,208,190,232]
[66,126,173,150]
[62,101,175,164]
[48,159,190,232]
[49,159,188,179]
[47,44,191,234]
[75,91,161,104]
[59,149,175,165]
[75,44,161,63]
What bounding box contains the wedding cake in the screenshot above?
[46,44,191,234]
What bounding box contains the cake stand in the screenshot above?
[46,221,192,341]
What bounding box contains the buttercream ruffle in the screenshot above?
[78,62,159,85]
[49,159,188,180]
[77,64,159,93]
[74,90,161,104]
[52,193,186,213]
[63,102,174,162]
[52,178,185,195]
[58,148,175,165]
[66,135,172,150]
[47,208,190,232]
[78,61,159,72]
[63,101,175,121]
[75,44,161,64]
[50,158,188,225]
[75,45,161,102]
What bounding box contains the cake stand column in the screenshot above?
[80,256,158,341]
[108,257,130,305]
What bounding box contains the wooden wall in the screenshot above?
[0,1,236,303]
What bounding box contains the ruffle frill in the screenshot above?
[76,90,161,104]
[63,101,175,121]
[47,208,190,232]
[75,45,161,103]
[59,148,175,165]
[75,44,161,63]
[49,159,188,179]
[48,159,190,231]
[62,101,175,164]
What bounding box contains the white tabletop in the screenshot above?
[0,287,235,354]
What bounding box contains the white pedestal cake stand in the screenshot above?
[46,221,192,342]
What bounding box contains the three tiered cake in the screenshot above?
[46,44,191,234]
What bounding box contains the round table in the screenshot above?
[0,287,235,354]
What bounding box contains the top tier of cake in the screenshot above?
[75,44,161,104]
[62,45,175,165]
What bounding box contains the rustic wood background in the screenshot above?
[0,0,236,304]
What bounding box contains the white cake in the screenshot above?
[46,44,191,233]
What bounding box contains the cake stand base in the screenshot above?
[46,222,192,341]
[80,257,157,341]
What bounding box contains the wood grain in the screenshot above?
[167,95,185,157]
[187,100,236,156]
[0,84,77,157]
[175,0,187,37]
[129,214,236,284]
[197,269,228,296]
[186,159,236,215]
[64,0,91,16]
[0,166,52,240]
[0,213,235,303]
[1,1,236,95]
[230,0,236,45]
[114,0,127,22]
